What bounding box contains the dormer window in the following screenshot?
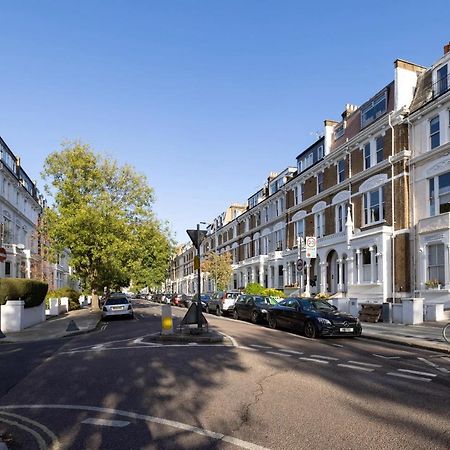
[435,64,448,97]
[334,123,345,140]
[361,91,387,128]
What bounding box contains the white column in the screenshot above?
[370,246,376,284]
[283,263,288,287]
[446,245,450,289]
[356,249,362,285]
[337,259,343,292]
[259,263,265,286]
[305,260,311,296]
[320,262,328,293]
[376,252,382,284]
[347,256,354,287]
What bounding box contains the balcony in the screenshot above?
[418,213,450,234]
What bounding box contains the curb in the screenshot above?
[145,332,228,344]
[361,333,450,354]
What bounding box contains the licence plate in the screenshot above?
[340,327,354,333]
[112,306,123,311]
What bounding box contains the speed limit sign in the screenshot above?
[305,236,317,258]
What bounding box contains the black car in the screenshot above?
[233,295,278,324]
[267,297,362,338]
[192,293,212,311]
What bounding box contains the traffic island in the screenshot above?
[144,328,231,344]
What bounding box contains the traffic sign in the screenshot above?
[305,236,317,259]
[296,258,304,272]
[0,247,6,263]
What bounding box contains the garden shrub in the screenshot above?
[243,283,265,295]
[262,288,286,298]
[0,278,48,308]
[46,287,81,310]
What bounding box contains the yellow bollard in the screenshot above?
[161,304,173,335]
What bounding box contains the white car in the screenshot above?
[102,295,134,320]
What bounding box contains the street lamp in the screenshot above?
[187,223,208,329]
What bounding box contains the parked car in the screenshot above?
[267,297,362,338]
[181,295,194,308]
[171,293,186,307]
[102,295,134,320]
[233,295,278,324]
[192,293,212,311]
[207,291,240,315]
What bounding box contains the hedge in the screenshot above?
[46,287,81,311]
[0,278,48,308]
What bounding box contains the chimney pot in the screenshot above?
[444,42,450,55]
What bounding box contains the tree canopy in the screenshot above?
[201,252,232,291]
[41,141,173,292]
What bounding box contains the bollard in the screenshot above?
[161,304,173,335]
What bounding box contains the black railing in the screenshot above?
[433,73,449,98]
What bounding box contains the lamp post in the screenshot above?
[187,224,207,329]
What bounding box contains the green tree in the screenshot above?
[41,141,172,292]
[244,283,265,295]
[201,252,232,291]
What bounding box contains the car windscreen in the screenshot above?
[225,293,239,299]
[254,297,276,305]
[304,300,334,311]
[105,298,129,305]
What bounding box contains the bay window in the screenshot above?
[364,187,385,225]
[429,171,450,215]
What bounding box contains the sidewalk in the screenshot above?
[361,321,450,354]
[0,307,102,343]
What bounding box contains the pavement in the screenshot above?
[0,307,102,343]
[0,304,449,353]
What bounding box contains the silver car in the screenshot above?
[102,295,134,320]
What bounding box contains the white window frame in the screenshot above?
[335,202,348,233]
[429,171,450,216]
[363,187,385,225]
[430,115,440,150]
[317,172,324,194]
[363,142,371,170]
[295,218,305,239]
[314,211,325,237]
[427,243,445,285]
[337,159,345,183]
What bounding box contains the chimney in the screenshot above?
[341,104,358,120]
[445,42,450,55]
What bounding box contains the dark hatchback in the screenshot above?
[233,295,278,324]
[267,297,362,338]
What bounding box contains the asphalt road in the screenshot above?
[0,300,449,450]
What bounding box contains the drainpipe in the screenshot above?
[388,113,395,302]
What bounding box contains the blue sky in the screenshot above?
[0,1,448,242]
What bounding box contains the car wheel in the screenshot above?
[233,309,240,320]
[251,311,259,324]
[304,320,317,339]
[268,315,277,329]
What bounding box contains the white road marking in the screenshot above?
[0,405,270,450]
[417,357,438,367]
[0,415,47,450]
[299,357,329,364]
[133,337,144,344]
[441,356,450,362]
[187,343,198,346]
[82,418,130,427]
[398,369,437,377]
[220,333,239,347]
[438,367,450,373]
[237,346,259,351]
[331,343,343,348]
[347,360,382,368]
[373,354,400,360]
[310,354,339,361]
[250,344,272,349]
[279,349,304,355]
[0,411,60,449]
[387,372,432,382]
[92,345,105,350]
[266,351,292,357]
[337,364,374,372]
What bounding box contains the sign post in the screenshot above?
[187,225,207,330]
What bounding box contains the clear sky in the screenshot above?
[0,1,448,243]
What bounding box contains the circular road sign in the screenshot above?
[0,247,6,262]
[306,237,316,248]
[296,258,304,272]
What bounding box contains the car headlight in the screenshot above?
[261,309,268,314]
[317,317,331,325]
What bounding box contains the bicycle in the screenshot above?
[443,322,450,344]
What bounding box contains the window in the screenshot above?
[275,229,284,251]
[317,172,324,194]
[361,91,387,128]
[430,116,440,149]
[5,262,10,277]
[334,123,345,140]
[436,64,448,97]
[255,211,261,227]
[264,207,269,223]
[364,143,371,169]
[314,212,325,237]
[376,136,384,163]
[295,219,305,239]
[337,159,345,183]
[428,243,445,285]
[254,238,260,256]
[262,236,269,254]
[429,172,450,215]
[293,186,299,205]
[364,187,385,225]
[335,203,348,233]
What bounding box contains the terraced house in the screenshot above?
[171,44,450,307]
